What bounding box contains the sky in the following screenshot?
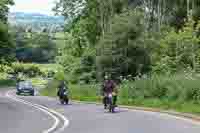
[10,0,57,15]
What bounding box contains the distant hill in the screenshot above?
[8,12,65,32]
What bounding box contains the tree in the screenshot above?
[97,10,151,78]
[153,18,200,73]
[15,29,57,63]
[0,22,15,64]
[0,0,15,64]
[53,0,86,20]
[0,0,14,23]
[54,0,200,84]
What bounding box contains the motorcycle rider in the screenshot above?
[57,80,68,101]
[102,75,118,109]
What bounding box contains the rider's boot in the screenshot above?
[103,96,108,109]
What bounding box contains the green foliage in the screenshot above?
[0,0,14,23]
[153,19,200,74]
[41,75,200,114]
[69,84,100,101]
[41,79,60,97]
[54,70,65,81]
[9,63,58,78]
[11,63,42,77]
[15,30,57,63]
[97,10,151,78]
[0,64,12,73]
[0,79,16,87]
[38,0,200,115]
[0,1,15,64]
[119,73,200,103]
[53,0,85,20]
[0,72,8,80]
[55,0,200,83]
[0,22,15,64]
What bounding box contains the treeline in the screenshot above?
[54,0,200,83]
[41,0,200,112]
[0,0,15,64]
[0,0,61,64]
[13,27,57,63]
[9,12,65,32]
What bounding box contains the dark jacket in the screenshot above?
[102,80,116,94]
[57,81,68,97]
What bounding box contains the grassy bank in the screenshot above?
[0,79,16,87]
[0,73,16,87]
[40,73,200,115]
[40,82,101,101]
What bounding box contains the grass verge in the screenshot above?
[0,79,16,88]
[40,82,200,116]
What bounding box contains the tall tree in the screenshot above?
[53,0,86,21]
[0,0,14,23]
[0,0,15,64]
[0,21,15,63]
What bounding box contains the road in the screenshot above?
[1,88,200,133]
[0,89,54,133]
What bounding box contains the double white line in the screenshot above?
[6,90,69,133]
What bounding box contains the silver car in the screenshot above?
[16,81,35,96]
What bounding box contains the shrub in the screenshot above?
[0,65,13,74]
[79,71,96,84]
[11,63,46,78]
[0,72,9,80]
[119,73,200,103]
[54,70,65,81]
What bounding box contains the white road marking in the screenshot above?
[123,108,200,126]
[6,90,69,133]
[74,101,200,126]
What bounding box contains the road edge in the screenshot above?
[72,100,200,123]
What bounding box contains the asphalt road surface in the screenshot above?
[1,88,200,133]
[0,89,54,133]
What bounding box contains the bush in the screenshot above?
[11,63,42,77]
[119,73,200,103]
[79,71,96,84]
[40,72,200,114]
[10,63,58,78]
[0,65,13,74]
[0,72,9,80]
[54,70,65,81]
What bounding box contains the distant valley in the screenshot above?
[8,12,65,32]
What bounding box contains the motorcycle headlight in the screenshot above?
[108,94,112,98]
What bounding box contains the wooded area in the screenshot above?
[53,0,200,83]
[2,0,200,113]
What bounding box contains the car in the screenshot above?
[16,81,35,96]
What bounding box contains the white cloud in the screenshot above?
[10,0,57,15]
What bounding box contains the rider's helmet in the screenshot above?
[104,75,109,80]
[104,73,111,80]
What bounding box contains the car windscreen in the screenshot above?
[19,82,32,88]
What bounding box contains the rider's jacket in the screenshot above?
[103,80,116,94]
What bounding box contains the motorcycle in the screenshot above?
[107,92,116,113]
[59,89,69,105]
